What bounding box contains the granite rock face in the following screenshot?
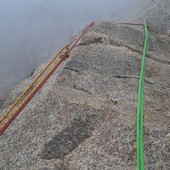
[0,21,169,170]
[1,1,170,169]
[121,0,170,35]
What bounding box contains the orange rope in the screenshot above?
[0,46,67,124]
[0,22,94,135]
[0,58,64,135]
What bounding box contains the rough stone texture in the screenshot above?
[121,0,170,36]
[0,21,169,170]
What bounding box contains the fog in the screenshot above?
[0,0,134,96]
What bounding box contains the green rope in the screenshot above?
[136,21,149,170]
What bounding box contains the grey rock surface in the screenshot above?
[121,0,170,35]
[0,21,169,170]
